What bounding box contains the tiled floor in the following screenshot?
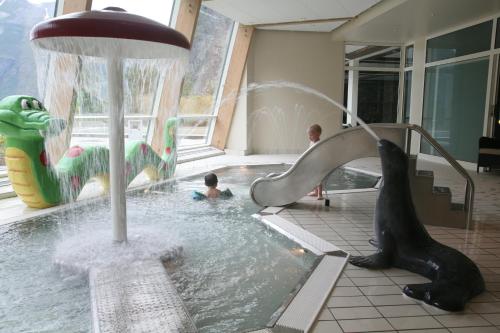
[281,191,500,333]
[1,153,500,332]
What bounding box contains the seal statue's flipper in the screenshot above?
[349,252,392,269]
[350,229,396,269]
[403,282,470,312]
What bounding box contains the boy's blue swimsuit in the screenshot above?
[193,189,233,200]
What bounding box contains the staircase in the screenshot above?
[408,155,467,229]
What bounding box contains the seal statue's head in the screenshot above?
[377,139,408,179]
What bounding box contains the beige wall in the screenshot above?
[226,29,344,154]
[225,67,249,155]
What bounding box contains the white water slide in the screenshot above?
[250,123,476,229]
[250,124,407,207]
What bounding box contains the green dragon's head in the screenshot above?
[0,95,66,139]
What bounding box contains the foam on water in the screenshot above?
[54,226,182,276]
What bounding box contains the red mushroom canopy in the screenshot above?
[30,9,190,59]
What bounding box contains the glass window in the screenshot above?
[426,21,492,63]
[178,5,234,147]
[343,70,348,125]
[405,45,414,67]
[357,71,399,124]
[496,18,500,49]
[421,57,489,162]
[69,1,176,147]
[0,0,57,167]
[91,0,174,26]
[358,47,401,68]
[402,71,412,123]
[71,58,162,147]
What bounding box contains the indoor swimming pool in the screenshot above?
[0,165,377,333]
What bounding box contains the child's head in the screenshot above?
[204,173,218,188]
[308,124,322,142]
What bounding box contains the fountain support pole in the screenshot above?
[107,57,127,242]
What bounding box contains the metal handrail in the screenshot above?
[404,123,475,229]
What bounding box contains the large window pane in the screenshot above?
[496,18,500,49]
[421,57,488,162]
[357,71,399,124]
[70,1,175,147]
[426,21,492,63]
[177,117,211,147]
[178,5,234,147]
[0,0,56,167]
[403,71,412,123]
[91,0,174,25]
[405,45,414,67]
[71,58,163,147]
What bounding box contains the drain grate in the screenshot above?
[90,260,198,333]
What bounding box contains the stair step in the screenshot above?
[416,170,434,178]
[451,202,465,211]
[433,186,451,195]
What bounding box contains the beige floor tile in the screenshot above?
[469,302,500,314]
[481,313,500,325]
[386,316,443,330]
[338,318,393,332]
[330,306,381,320]
[317,308,334,320]
[336,277,355,287]
[367,295,417,306]
[311,320,343,333]
[359,285,402,296]
[327,296,372,308]
[448,327,500,333]
[351,277,394,286]
[435,314,492,327]
[331,286,363,297]
[471,292,500,303]
[398,328,452,333]
[345,269,387,278]
[376,304,428,317]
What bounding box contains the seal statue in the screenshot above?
[349,139,484,311]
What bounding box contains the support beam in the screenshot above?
[211,25,254,150]
[347,60,359,127]
[151,0,201,153]
[254,17,352,29]
[61,0,91,14]
[331,0,406,41]
[174,0,202,42]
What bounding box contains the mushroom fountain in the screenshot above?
[30,8,190,242]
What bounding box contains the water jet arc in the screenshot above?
[30,9,190,242]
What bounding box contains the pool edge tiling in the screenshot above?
[254,213,349,333]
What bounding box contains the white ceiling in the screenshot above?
[203,0,381,31]
[334,0,500,44]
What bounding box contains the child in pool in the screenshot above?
[307,124,324,200]
[193,173,233,200]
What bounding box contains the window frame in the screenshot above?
[176,8,237,150]
[418,15,500,162]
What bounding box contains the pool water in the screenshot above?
[325,167,379,191]
[0,165,377,333]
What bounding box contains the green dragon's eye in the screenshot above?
[21,99,32,110]
[32,100,41,110]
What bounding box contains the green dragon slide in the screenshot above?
[0,95,177,209]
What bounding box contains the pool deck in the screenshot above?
[2,153,500,332]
